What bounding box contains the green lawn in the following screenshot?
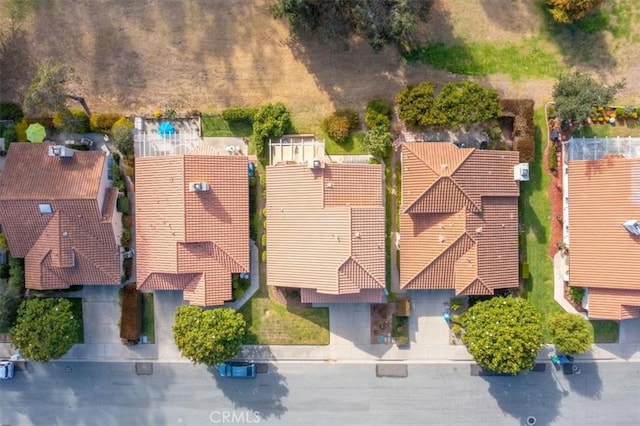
[68,297,84,344]
[591,320,619,343]
[201,115,253,137]
[323,132,368,155]
[521,109,620,343]
[240,298,329,345]
[573,121,640,138]
[521,109,564,341]
[141,293,155,344]
[405,38,562,80]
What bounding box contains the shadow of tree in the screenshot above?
[0,28,36,103]
[483,369,563,425]
[212,362,289,420]
[560,362,603,399]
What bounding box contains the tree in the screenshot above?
[321,109,359,143]
[548,313,594,355]
[396,82,443,129]
[553,72,624,125]
[271,0,431,52]
[434,82,501,126]
[173,306,246,365]
[23,58,90,117]
[365,98,392,129]
[252,102,292,160]
[363,126,393,158]
[111,117,134,157]
[461,296,543,375]
[11,298,81,362]
[547,0,603,23]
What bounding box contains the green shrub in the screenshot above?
[365,98,392,129]
[549,144,558,171]
[0,102,24,122]
[117,197,130,214]
[121,229,132,250]
[363,126,392,158]
[451,324,461,335]
[2,125,17,150]
[90,113,123,132]
[521,262,530,279]
[119,283,142,343]
[53,109,90,133]
[434,82,500,126]
[252,103,292,161]
[616,107,625,118]
[111,117,134,157]
[222,107,258,123]
[569,286,585,305]
[450,298,463,312]
[261,250,267,262]
[15,118,28,141]
[396,82,442,129]
[261,233,267,248]
[322,109,359,143]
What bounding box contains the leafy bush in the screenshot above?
[0,102,24,121]
[2,125,17,151]
[116,196,130,214]
[547,0,603,24]
[450,298,463,312]
[261,233,267,248]
[548,312,593,355]
[434,82,501,126]
[451,324,461,335]
[120,283,142,343]
[569,286,585,305]
[501,99,535,162]
[363,126,393,158]
[365,98,392,129]
[11,298,81,361]
[111,117,134,157]
[53,109,90,133]
[173,306,246,365]
[549,144,558,171]
[90,113,123,132]
[322,109,359,143]
[15,118,28,142]
[121,229,132,250]
[0,293,21,331]
[252,102,292,161]
[222,107,258,123]
[521,262,530,279]
[396,82,440,129]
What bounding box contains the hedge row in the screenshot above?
[501,99,535,162]
[222,107,258,123]
[120,283,141,343]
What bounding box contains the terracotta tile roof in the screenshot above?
[568,156,640,318]
[135,154,249,306]
[266,163,385,300]
[400,143,520,294]
[0,143,120,289]
[587,288,640,320]
[300,288,385,304]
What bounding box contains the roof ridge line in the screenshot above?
[404,231,472,287]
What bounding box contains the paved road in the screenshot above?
[1,362,638,425]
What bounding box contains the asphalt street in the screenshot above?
[0,362,638,426]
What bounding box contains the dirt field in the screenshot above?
[1,0,639,129]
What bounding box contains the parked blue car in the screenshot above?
[217,361,257,378]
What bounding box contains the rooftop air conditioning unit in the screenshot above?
[308,159,324,169]
[514,163,530,181]
[47,145,74,158]
[189,182,211,192]
[623,219,640,236]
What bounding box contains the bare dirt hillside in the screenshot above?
[0,0,638,127]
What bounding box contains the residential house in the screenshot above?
[266,159,386,303]
[0,143,122,289]
[135,146,249,306]
[400,142,523,295]
[564,137,640,320]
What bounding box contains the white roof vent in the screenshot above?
[438,234,446,243]
[308,159,324,169]
[48,145,74,158]
[623,219,640,236]
[514,163,530,181]
[189,182,211,192]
